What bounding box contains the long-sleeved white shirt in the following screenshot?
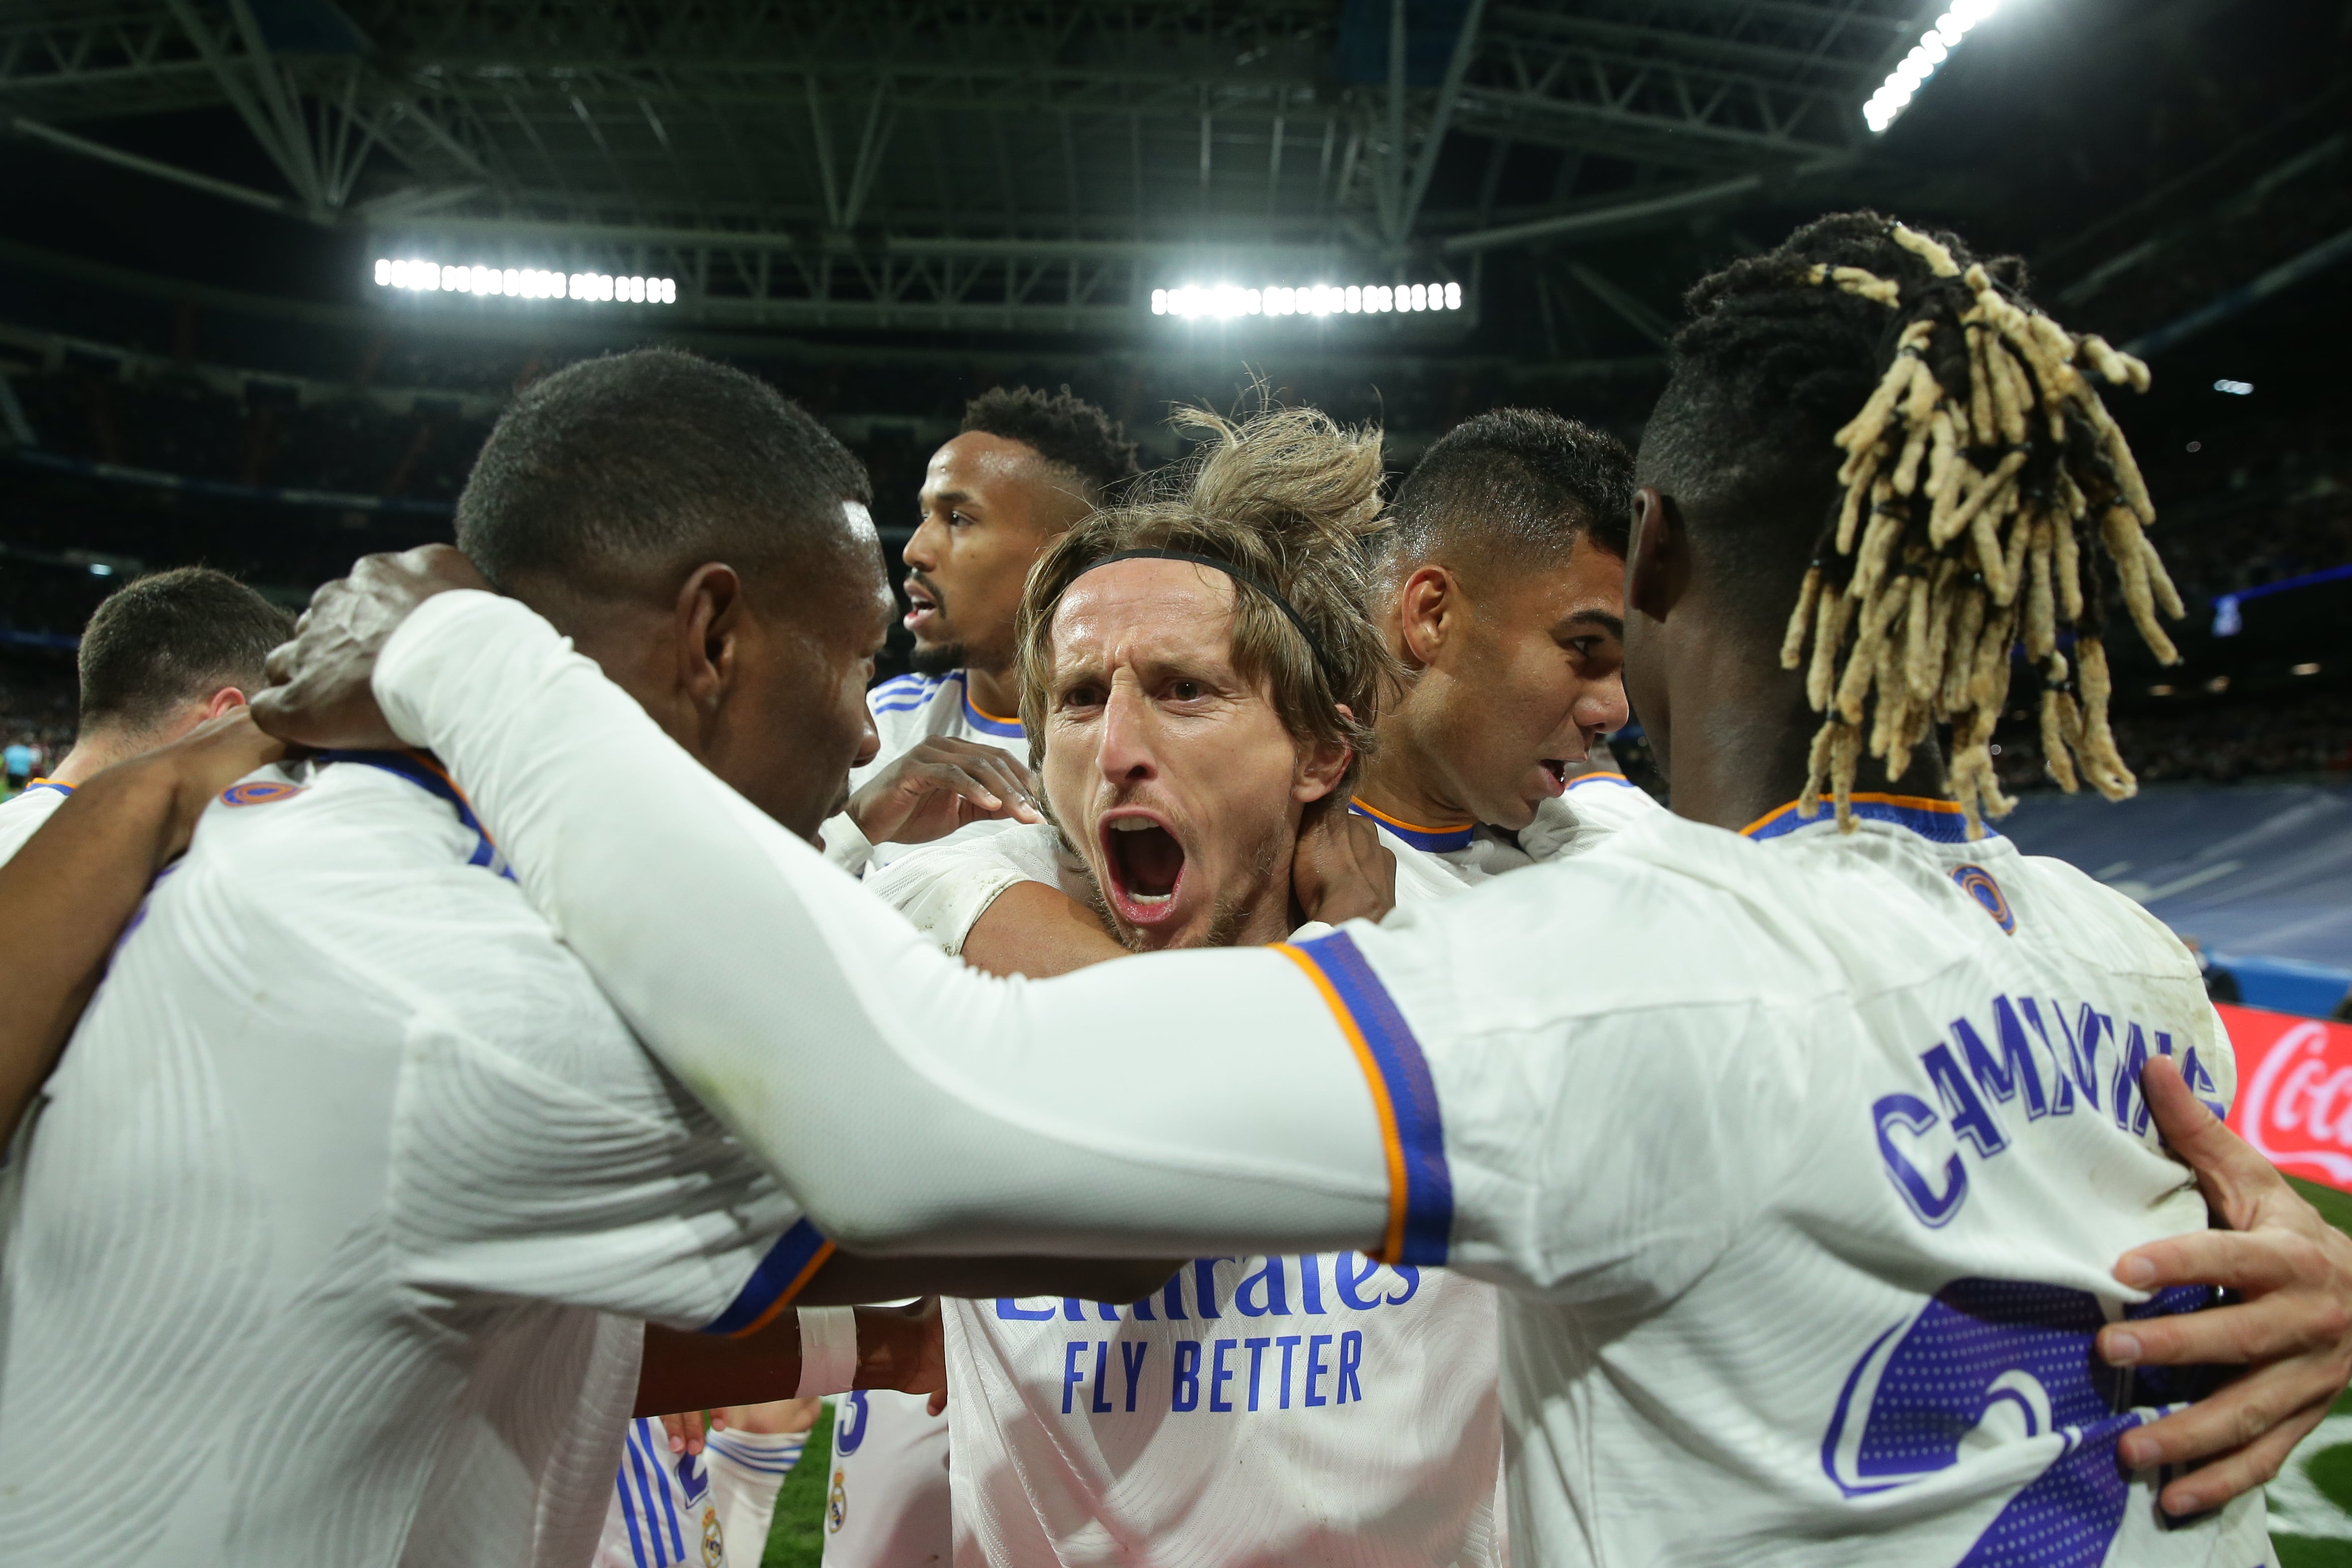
[372,590,2266,1568]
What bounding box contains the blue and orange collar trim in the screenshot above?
[1741,792,1997,846]
[1348,797,1477,854]
[318,748,516,879]
[19,778,71,798]
[957,675,1025,739]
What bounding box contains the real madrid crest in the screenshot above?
[827,1467,850,1534]
[699,1506,724,1568]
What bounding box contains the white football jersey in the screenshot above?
[0,752,829,1566]
[823,1389,952,1568]
[0,780,70,864]
[595,1419,732,1568]
[824,670,1031,875]
[369,593,2273,1568]
[870,823,1506,1568]
[1347,769,1664,889]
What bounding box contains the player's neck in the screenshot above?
[48,727,147,788]
[961,663,1023,728]
[1663,672,1950,835]
[1355,723,1474,831]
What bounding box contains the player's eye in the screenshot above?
[950,511,974,530]
[1061,682,1104,710]
[1168,679,1205,702]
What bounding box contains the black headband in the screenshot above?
[1069,547,1335,682]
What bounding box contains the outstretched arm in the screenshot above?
[0,713,285,1140]
[259,569,1399,1264]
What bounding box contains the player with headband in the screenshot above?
[867,403,1509,1566]
[21,216,2352,1560]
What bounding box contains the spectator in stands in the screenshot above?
[3,738,34,794]
[0,568,290,863]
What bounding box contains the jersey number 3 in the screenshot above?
[1822,1277,2217,1566]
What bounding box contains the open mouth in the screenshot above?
[903,578,940,631]
[1539,758,1570,795]
[1100,812,1187,925]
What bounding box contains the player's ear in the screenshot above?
[1396,565,1458,668]
[1292,722,1354,805]
[674,562,745,715]
[1626,488,1688,625]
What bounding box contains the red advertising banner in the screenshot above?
[2221,1003,2352,1194]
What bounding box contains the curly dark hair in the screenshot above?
[961,385,1140,503]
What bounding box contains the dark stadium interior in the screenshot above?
[6,5,2352,1560]
[0,0,2344,816]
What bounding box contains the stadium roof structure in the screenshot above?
[0,0,1941,334]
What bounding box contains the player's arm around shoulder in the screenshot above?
[0,712,286,1141]
[1333,852,1814,1302]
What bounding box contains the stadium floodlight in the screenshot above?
[372,258,677,305]
[1863,0,2000,134]
[1151,280,1464,319]
[2213,379,2254,395]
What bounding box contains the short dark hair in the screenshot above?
[1382,409,1634,587]
[458,349,874,597]
[961,385,1140,504]
[78,566,292,730]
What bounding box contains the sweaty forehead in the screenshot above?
[922,431,1060,507]
[1048,558,1240,670]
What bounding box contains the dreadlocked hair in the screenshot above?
[1713,213,2179,836]
[1014,403,1398,795]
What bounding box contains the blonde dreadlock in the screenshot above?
[1777,220,2181,836]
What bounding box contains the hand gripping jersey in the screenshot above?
[375,593,2266,1568]
[821,669,1031,875]
[0,778,71,865]
[0,752,831,1566]
[872,824,1505,1568]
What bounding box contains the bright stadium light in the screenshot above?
[2214,378,2254,395]
[1151,280,1463,319]
[1863,0,2000,134]
[372,258,677,305]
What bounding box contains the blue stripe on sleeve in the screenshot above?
[701,1218,832,1336]
[1291,929,1454,1265]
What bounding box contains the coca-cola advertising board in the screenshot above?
[2221,1003,2352,1194]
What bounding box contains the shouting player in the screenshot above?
[820,386,1140,875]
[870,404,1507,1565]
[0,350,1166,1564]
[0,567,288,864]
[258,215,2352,1561]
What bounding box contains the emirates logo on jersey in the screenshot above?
[2228,1008,2352,1189]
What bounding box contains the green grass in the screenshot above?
[753,1185,2352,1565]
[760,1402,833,1568]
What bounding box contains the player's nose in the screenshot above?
[1095,681,1159,784]
[1576,670,1630,738]
[903,513,943,572]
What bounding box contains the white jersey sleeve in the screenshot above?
[863,823,1065,956]
[375,592,1396,1263]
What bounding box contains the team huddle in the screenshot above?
[2,211,2350,1568]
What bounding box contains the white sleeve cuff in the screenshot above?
[819,813,874,875]
[880,858,1028,957]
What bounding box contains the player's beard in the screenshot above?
[1069,817,1287,953]
[909,640,966,677]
